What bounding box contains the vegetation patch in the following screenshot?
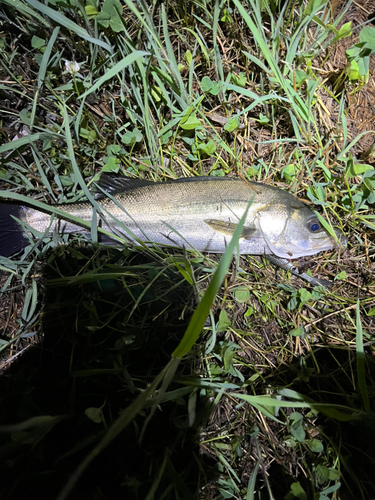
[0,0,375,498]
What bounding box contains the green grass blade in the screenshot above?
[232,392,359,422]
[356,300,370,412]
[213,0,225,82]
[28,26,60,131]
[37,26,60,90]
[161,4,188,100]
[56,358,180,500]
[1,0,50,26]
[173,198,253,359]
[246,460,260,500]
[79,51,150,100]
[0,133,51,153]
[25,0,113,53]
[337,129,375,160]
[0,191,90,228]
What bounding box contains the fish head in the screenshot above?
[255,200,347,259]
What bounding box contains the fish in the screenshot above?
[0,175,346,284]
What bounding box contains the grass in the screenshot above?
[0,0,375,499]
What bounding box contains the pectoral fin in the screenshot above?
[204,219,256,240]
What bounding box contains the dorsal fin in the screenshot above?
[96,174,240,198]
[170,176,238,184]
[289,199,305,209]
[97,174,153,197]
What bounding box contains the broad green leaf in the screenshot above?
[85,407,103,424]
[97,11,111,27]
[289,412,305,442]
[197,139,216,155]
[121,131,138,145]
[80,128,97,144]
[201,76,220,95]
[290,482,307,500]
[306,438,324,453]
[85,5,98,16]
[363,178,375,192]
[294,69,308,85]
[102,0,121,16]
[222,346,235,372]
[244,306,254,317]
[258,112,269,124]
[107,144,122,155]
[217,309,231,333]
[201,76,214,92]
[102,157,120,173]
[31,35,45,49]
[298,288,312,303]
[231,72,246,87]
[179,115,201,130]
[282,164,297,181]
[109,12,123,32]
[232,287,250,303]
[346,44,362,61]
[359,26,375,52]
[335,22,352,40]
[345,162,373,177]
[356,57,370,79]
[221,8,232,23]
[289,327,304,337]
[315,465,340,485]
[224,116,240,132]
[19,108,32,124]
[133,128,143,142]
[334,270,347,281]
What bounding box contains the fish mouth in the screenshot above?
[310,229,347,253]
[312,229,347,250]
[266,230,347,259]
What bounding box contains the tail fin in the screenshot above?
[0,204,30,257]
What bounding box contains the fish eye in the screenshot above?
[307,218,322,233]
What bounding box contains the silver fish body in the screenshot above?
[10,176,345,260]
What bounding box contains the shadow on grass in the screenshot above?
[0,246,202,500]
[268,347,375,500]
[1,246,375,500]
